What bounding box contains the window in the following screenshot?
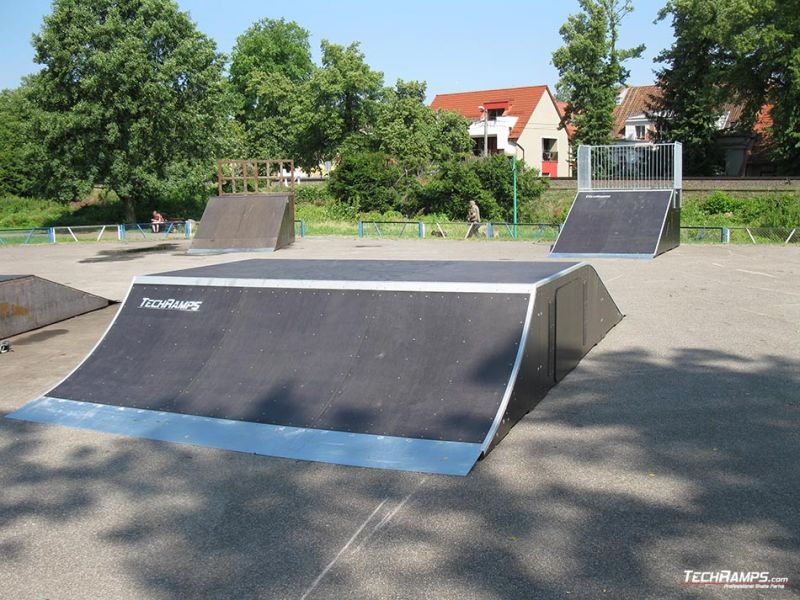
[635,125,647,140]
[542,138,558,161]
[487,108,504,119]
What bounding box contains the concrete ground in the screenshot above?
[0,238,798,599]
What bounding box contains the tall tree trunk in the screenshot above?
[121,195,136,223]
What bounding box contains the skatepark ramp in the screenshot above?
[188,193,295,255]
[7,260,622,475]
[550,190,680,258]
[550,142,682,259]
[0,275,110,339]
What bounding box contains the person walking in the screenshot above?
[466,200,481,238]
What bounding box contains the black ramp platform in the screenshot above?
[188,193,295,255]
[0,275,110,338]
[550,190,680,258]
[7,260,622,475]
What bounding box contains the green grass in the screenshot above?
[3,188,798,246]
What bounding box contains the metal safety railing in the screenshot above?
[577,142,682,191]
[357,220,561,241]
[0,219,306,245]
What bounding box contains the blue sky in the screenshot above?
[0,0,674,99]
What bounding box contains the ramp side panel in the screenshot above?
[9,397,482,476]
[551,190,674,256]
[0,275,110,338]
[486,265,623,451]
[47,284,529,444]
[656,200,681,256]
[189,194,294,253]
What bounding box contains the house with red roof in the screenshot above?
[431,85,570,177]
[613,85,774,175]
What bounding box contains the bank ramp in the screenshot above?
[7,260,622,475]
[188,193,295,255]
[0,275,110,339]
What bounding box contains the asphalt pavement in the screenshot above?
[1,238,798,599]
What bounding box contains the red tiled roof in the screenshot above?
[613,85,752,138]
[612,85,660,138]
[430,86,548,140]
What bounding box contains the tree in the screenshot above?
[552,0,645,148]
[292,41,384,171]
[327,151,402,214]
[651,0,727,175]
[655,0,800,174]
[717,0,800,172]
[471,154,549,222]
[30,0,228,220]
[229,18,314,159]
[0,85,43,196]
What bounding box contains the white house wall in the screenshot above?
[516,96,571,176]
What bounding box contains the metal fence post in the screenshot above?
[117,224,126,241]
[486,222,494,238]
[357,221,364,238]
[300,219,305,238]
[47,227,56,244]
[184,220,191,238]
[722,227,730,244]
[418,222,425,238]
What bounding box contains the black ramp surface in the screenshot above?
[49,285,529,443]
[551,190,675,256]
[156,259,579,283]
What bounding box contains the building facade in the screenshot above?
[431,85,571,177]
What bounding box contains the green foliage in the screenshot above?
[291,41,385,171]
[29,0,229,220]
[681,191,800,227]
[327,151,402,213]
[652,1,726,175]
[229,19,313,160]
[656,0,800,174]
[0,87,42,197]
[700,191,743,215]
[0,195,69,228]
[294,183,333,205]
[470,154,549,221]
[552,0,644,149]
[414,159,494,219]
[230,18,314,108]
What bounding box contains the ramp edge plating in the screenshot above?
[7,396,482,476]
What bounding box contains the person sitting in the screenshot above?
[151,210,165,233]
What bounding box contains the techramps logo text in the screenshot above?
[137,297,203,312]
[683,570,790,590]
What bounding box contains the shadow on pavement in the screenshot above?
[0,346,797,599]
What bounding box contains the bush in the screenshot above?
[701,191,743,215]
[327,151,402,214]
[295,183,333,205]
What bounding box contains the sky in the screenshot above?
[0,0,675,100]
